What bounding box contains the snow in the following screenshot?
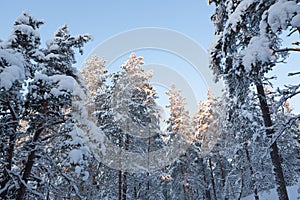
[50,88,61,97]
[14,11,44,29]
[34,73,49,83]
[44,53,60,61]
[291,14,300,27]
[268,1,300,32]
[52,75,85,99]
[52,75,75,91]
[13,24,39,38]
[0,49,24,67]
[31,50,45,61]
[16,12,30,24]
[242,182,300,200]
[33,73,85,99]
[75,166,81,177]
[242,109,253,121]
[241,0,300,72]
[67,126,85,145]
[69,149,83,164]
[15,11,43,25]
[48,44,60,51]
[82,171,89,181]
[242,36,274,72]
[0,49,25,90]
[224,0,259,33]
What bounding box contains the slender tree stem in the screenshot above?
[256,84,289,200]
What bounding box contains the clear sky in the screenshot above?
[0,1,214,67]
[1,1,299,113]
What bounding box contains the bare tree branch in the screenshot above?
[288,72,300,76]
[273,47,300,53]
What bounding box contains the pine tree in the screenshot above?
[80,55,107,118]
[163,84,194,199]
[0,12,93,199]
[208,1,300,198]
[111,53,162,200]
[192,90,230,200]
[81,53,163,199]
[0,12,44,199]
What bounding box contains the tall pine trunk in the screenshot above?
[237,169,244,200]
[216,147,225,188]
[200,158,211,200]
[256,84,288,200]
[147,134,150,199]
[118,170,122,200]
[244,142,259,200]
[118,134,122,200]
[17,100,48,200]
[208,157,217,200]
[122,134,129,200]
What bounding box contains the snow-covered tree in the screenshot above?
[80,53,163,199]
[80,55,107,118]
[161,84,195,199]
[209,0,300,198]
[0,43,27,200]
[114,54,162,200]
[192,90,232,200]
[0,12,93,199]
[0,12,44,199]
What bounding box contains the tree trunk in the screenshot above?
[16,126,45,200]
[216,147,228,200]
[122,171,127,200]
[118,170,122,200]
[208,157,217,200]
[237,169,244,200]
[244,142,259,200]
[217,148,225,188]
[147,129,151,198]
[256,84,289,200]
[0,102,17,199]
[16,100,49,200]
[134,180,137,199]
[201,158,211,200]
[118,126,123,200]
[122,134,129,200]
[1,132,16,199]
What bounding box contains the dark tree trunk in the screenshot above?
[1,132,16,199]
[201,158,211,200]
[118,134,122,200]
[147,130,151,197]
[16,126,44,200]
[118,170,122,200]
[217,150,225,188]
[237,169,244,200]
[122,134,129,200]
[208,157,217,200]
[244,142,259,200]
[122,171,127,200]
[0,102,17,199]
[16,101,50,200]
[256,84,289,200]
[134,180,137,199]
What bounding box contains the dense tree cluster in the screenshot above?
[1,2,300,198]
[0,12,97,199]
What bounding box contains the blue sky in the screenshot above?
[1,1,299,113]
[0,1,214,67]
